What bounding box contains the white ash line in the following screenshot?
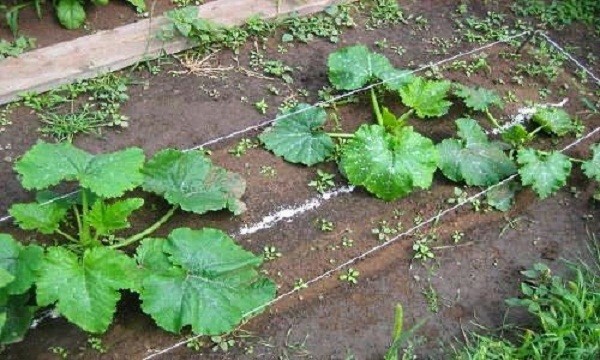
[238,186,355,236]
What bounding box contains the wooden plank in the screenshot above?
[0,0,345,105]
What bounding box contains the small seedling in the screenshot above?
[308,170,335,193]
[413,239,434,261]
[263,246,282,261]
[422,282,439,313]
[339,268,360,284]
[254,99,269,114]
[372,220,399,241]
[259,165,277,177]
[49,346,68,359]
[342,236,354,248]
[87,336,107,353]
[186,336,206,351]
[293,278,308,291]
[317,219,334,232]
[211,335,235,353]
[228,138,258,157]
[451,230,464,243]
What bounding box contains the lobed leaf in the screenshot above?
[453,84,503,111]
[517,149,572,199]
[143,149,246,215]
[15,142,145,198]
[137,228,276,335]
[87,198,145,237]
[327,45,393,90]
[339,124,438,201]
[9,202,68,235]
[582,143,600,182]
[398,77,452,118]
[0,234,43,296]
[437,118,516,186]
[259,104,334,166]
[36,247,139,333]
[486,181,520,212]
[532,107,575,136]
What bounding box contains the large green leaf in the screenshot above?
[0,234,43,296]
[327,45,393,90]
[532,107,575,136]
[582,143,600,182]
[14,142,145,198]
[56,0,86,30]
[339,124,438,201]
[259,104,334,166]
[125,0,146,12]
[453,84,503,111]
[0,293,36,345]
[87,198,144,237]
[9,202,68,235]
[137,228,276,335]
[517,149,572,199]
[437,118,516,186]
[143,149,246,215]
[399,77,452,118]
[36,247,138,333]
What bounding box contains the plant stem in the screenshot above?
[80,190,91,245]
[569,157,585,163]
[485,109,501,129]
[398,109,415,124]
[110,206,178,250]
[56,229,78,243]
[73,205,82,239]
[370,87,384,126]
[326,132,355,139]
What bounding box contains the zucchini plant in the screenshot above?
[0,142,275,345]
[260,45,600,207]
[56,0,146,30]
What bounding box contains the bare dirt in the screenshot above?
[1,1,599,359]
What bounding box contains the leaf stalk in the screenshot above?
[110,206,178,249]
[370,87,384,126]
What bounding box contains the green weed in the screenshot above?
[0,36,35,59]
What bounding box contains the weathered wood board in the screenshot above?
[0,0,346,105]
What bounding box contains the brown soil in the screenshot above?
[1,1,599,359]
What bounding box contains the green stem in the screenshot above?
[80,190,91,245]
[370,87,384,126]
[529,126,543,137]
[56,229,78,243]
[569,157,585,163]
[326,132,355,139]
[485,109,501,129]
[110,206,178,250]
[73,205,82,239]
[398,109,415,124]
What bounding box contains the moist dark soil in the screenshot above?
[1,1,599,359]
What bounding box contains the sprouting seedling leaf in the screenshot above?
[142,149,246,215]
[437,118,516,186]
[259,104,334,166]
[86,198,145,237]
[9,202,68,235]
[36,246,139,333]
[0,234,43,296]
[398,77,452,118]
[327,45,394,90]
[136,228,276,335]
[339,124,438,201]
[532,107,575,136]
[517,149,572,199]
[453,84,503,111]
[14,142,145,198]
[381,107,405,134]
[582,143,600,182]
[502,124,531,148]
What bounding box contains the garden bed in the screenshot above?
[1,1,599,359]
